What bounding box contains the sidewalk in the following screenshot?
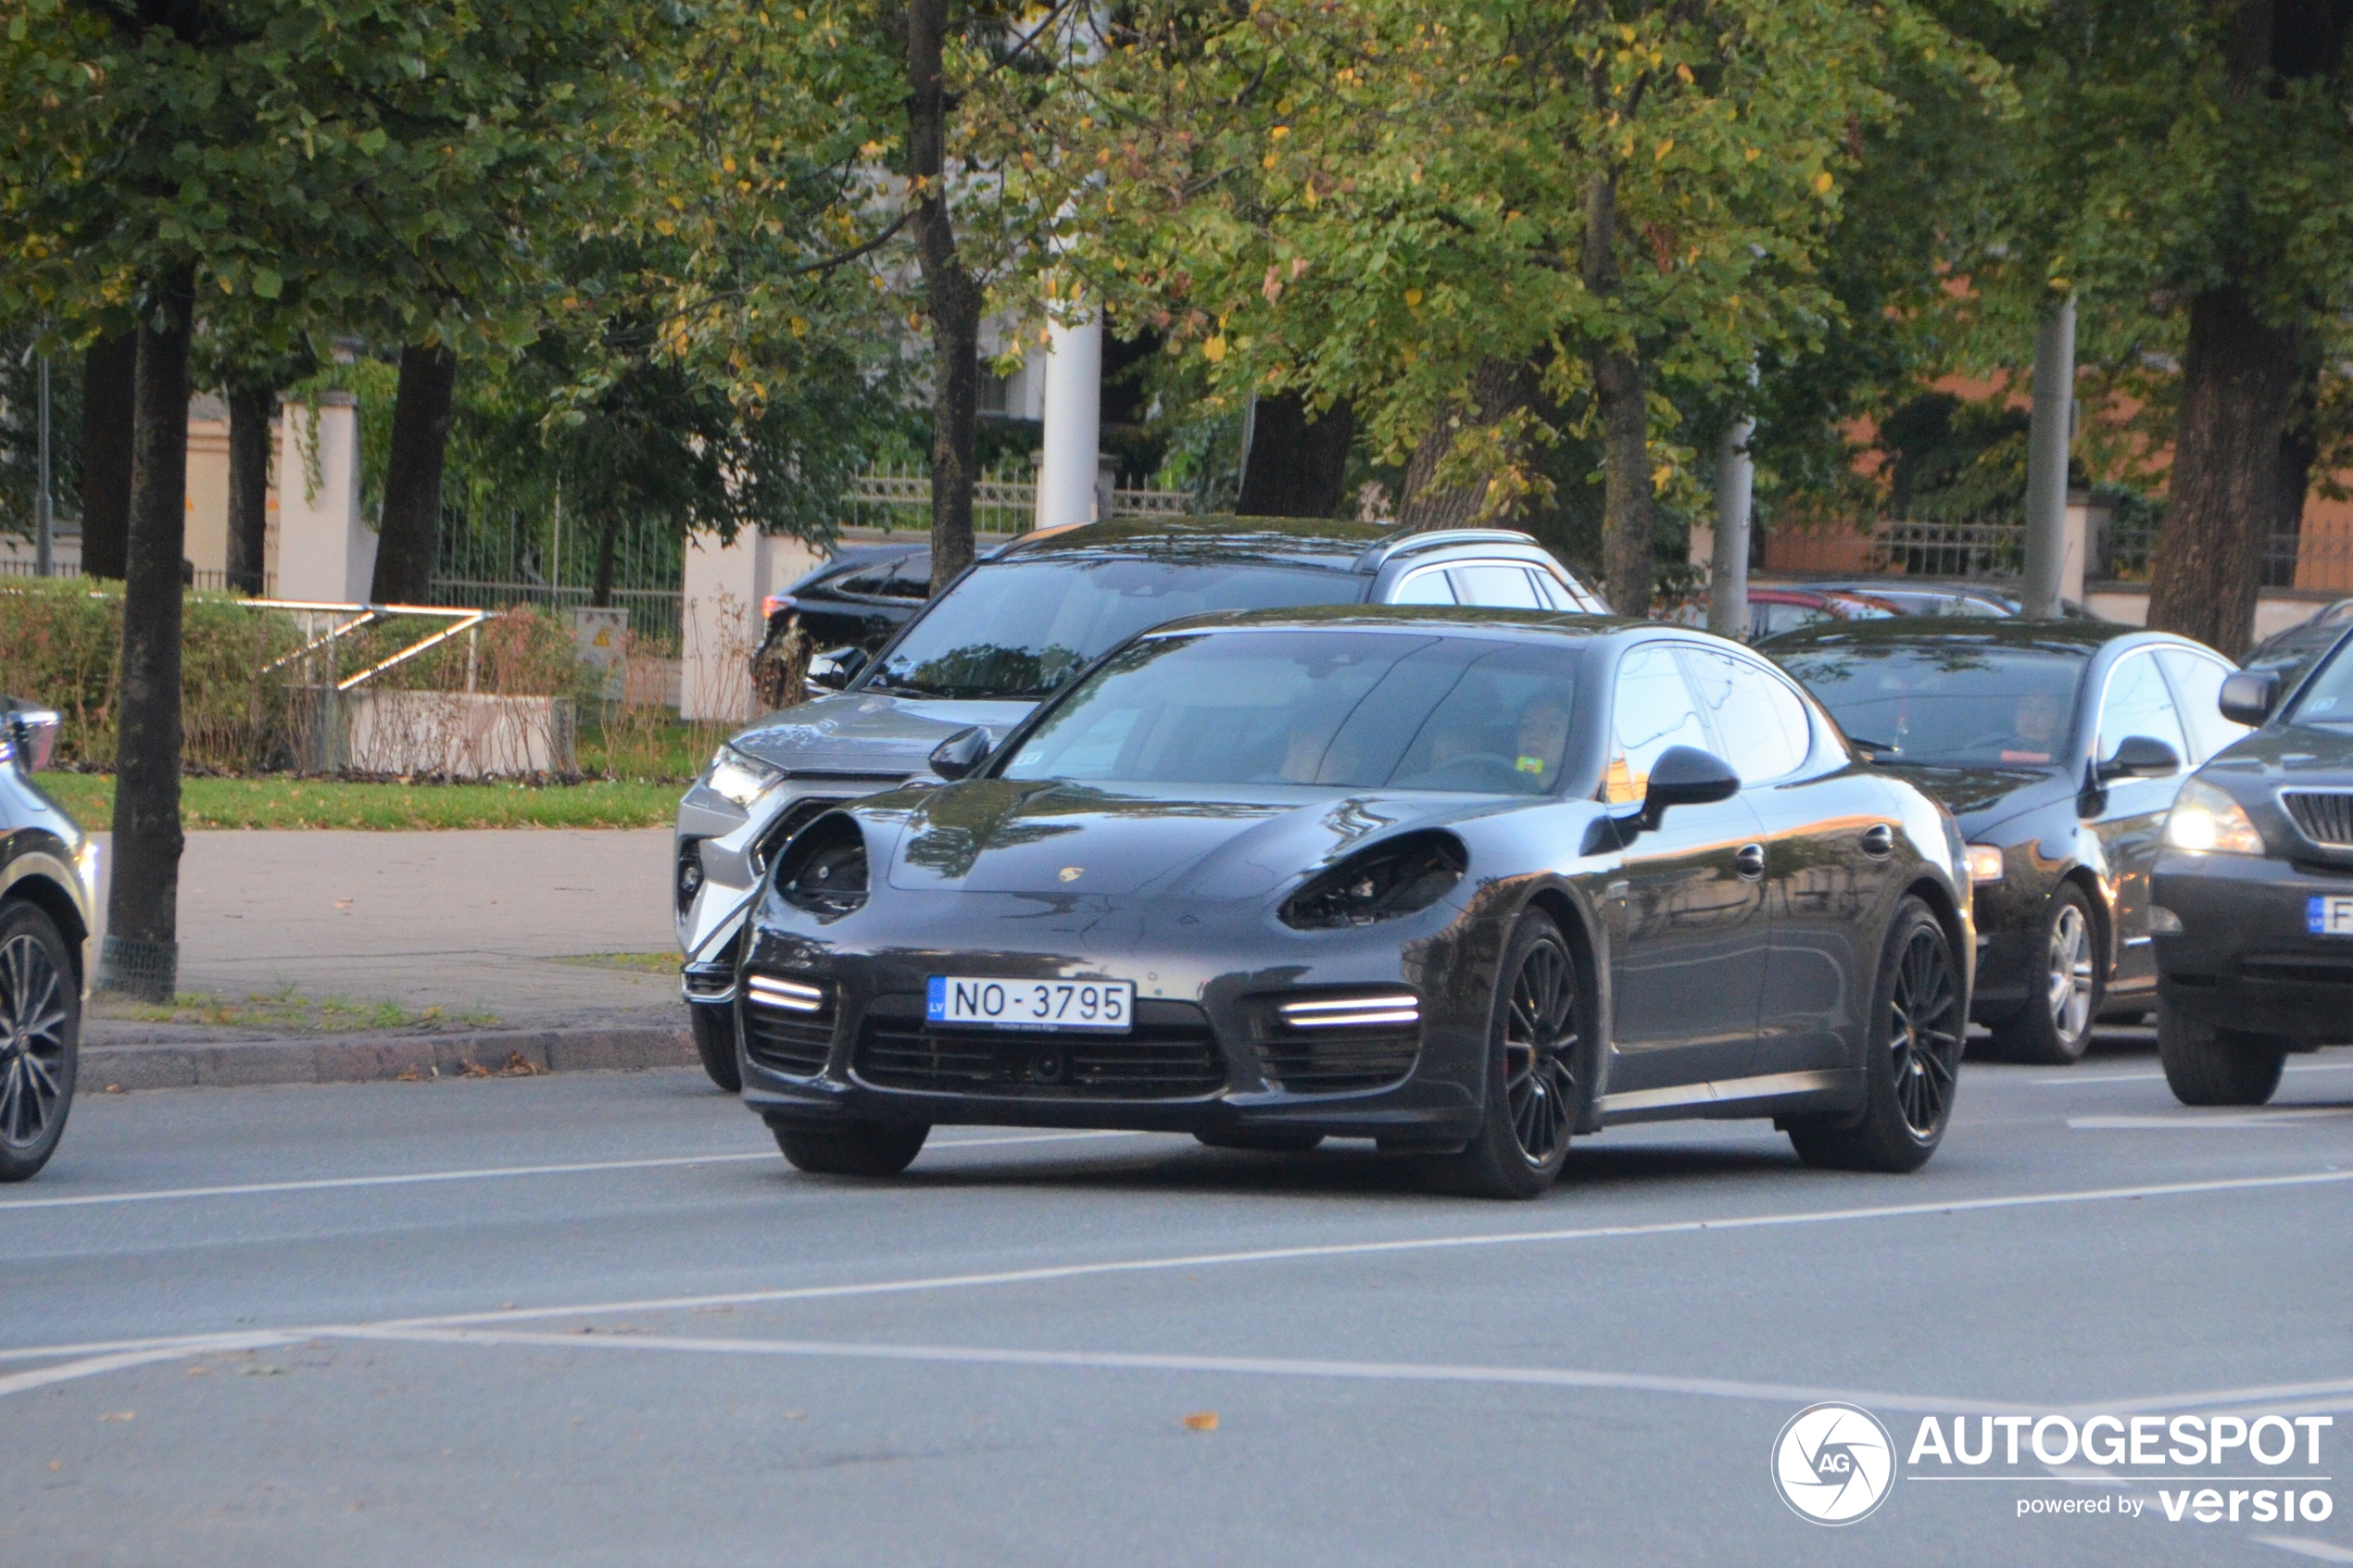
[85,829,698,1086]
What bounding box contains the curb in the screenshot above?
[80,1024,697,1092]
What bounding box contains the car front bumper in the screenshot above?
[2153,849,2353,1043]
[734,890,1490,1148]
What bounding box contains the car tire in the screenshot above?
[2158,1005,2286,1107]
[1418,911,1579,1200]
[1788,897,1962,1174]
[773,1120,930,1177]
[1987,884,2101,1066]
[689,1002,742,1094]
[1194,1130,1325,1154]
[0,900,80,1184]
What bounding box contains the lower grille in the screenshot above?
[852,995,1225,1098]
[2237,954,2353,986]
[2283,791,2353,847]
[1256,1031,1420,1093]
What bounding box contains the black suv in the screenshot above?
[761,544,931,656]
[0,698,95,1181]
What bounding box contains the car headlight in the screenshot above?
[704,746,786,809]
[2162,778,2266,854]
[1966,845,2006,884]
[1280,833,1466,931]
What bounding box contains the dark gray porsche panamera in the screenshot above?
[729,609,1975,1198]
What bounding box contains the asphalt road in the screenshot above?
[7,1033,2353,1566]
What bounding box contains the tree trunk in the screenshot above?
[907,0,980,593]
[78,332,138,580]
[103,270,195,1002]
[1238,394,1355,519]
[590,514,621,608]
[2146,286,2300,655]
[1399,361,1534,532]
[369,342,458,604]
[224,385,273,596]
[1579,164,1652,617]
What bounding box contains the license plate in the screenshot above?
[926,976,1134,1032]
[2309,896,2353,936]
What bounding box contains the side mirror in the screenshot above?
[806,646,868,693]
[2097,734,2181,781]
[2219,669,2279,727]
[5,707,59,772]
[928,725,993,781]
[1638,745,1742,831]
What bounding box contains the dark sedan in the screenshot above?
[2150,623,2353,1104]
[730,609,1973,1198]
[0,698,94,1181]
[761,543,930,656]
[1769,620,2243,1064]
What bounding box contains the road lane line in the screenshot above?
[2037,1061,2353,1086]
[0,1334,300,1397]
[319,1323,2032,1416]
[0,1131,1149,1212]
[2069,1110,2353,1129]
[380,1166,2353,1331]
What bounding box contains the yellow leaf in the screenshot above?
[1675,62,1693,84]
[1654,138,1673,162]
[1403,288,1423,307]
[1744,146,1760,162]
[1652,463,1674,494]
[1271,125,1290,139]
[1183,1411,1219,1431]
[1813,170,1835,194]
[723,156,736,173]
[1263,154,1277,169]
[1202,335,1227,363]
[2049,276,2071,292]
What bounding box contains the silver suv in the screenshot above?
[673,515,1605,1089]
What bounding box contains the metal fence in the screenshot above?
[842,466,1194,535]
[1867,518,2353,595]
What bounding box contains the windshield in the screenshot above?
[2288,633,2353,727]
[865,557,1365,700]
[999,630,1580,795]
[1775,642,2087,767]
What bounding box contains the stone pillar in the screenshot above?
[275,395,375,602]
[681,529,827,721]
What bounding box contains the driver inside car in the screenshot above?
[2002,687,2067,764]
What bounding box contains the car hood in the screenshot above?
[2203,721,2353,781]
[727,693,1038,777]
[876,778,1512,901]
[1873,762,2074,834]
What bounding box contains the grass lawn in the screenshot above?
[38,773,681,831]
[93,985,499,1033]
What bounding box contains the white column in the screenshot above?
[1035,308,1102,531]
[276,394,372,602]
[1707,410,1755,639]
[2022,296,2077,620]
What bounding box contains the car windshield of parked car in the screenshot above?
[865,558,1365,700]
[1000,631,1580,795]
[2287,636,2353,727]
[1775,642,2087,767]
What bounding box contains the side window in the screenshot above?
[880,558,931,600]
[2157,649,2247,762]
[1390,569,1455,606]
[836,568,896,597]
[2097,651,2189,763]
[1604,644,1712,803]
[1450,564,1545,608]
[1684,648,1813,784]
[1531,570,1600,613]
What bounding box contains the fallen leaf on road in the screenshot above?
[49,1461,60,1471]
[1182,1412,1218,1432]
[783,1411,807,1421]
[98,1411,132,1423]
[236,1365,285,1377]
[105,1084,122,1094]
[184,1366,210,1377]
[498,1052,540,1076]
[334,899,353,910]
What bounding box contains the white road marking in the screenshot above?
[2037,1061,2353,1086]
[0,1130,1148,1212]
[2259,1539,2353,1564]
[0,1335,297,1398]
[2069,1110,2353,1130]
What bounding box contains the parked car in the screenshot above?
[1805,582,2018,619]
[1768,620,2243,1064]
[2150,621,2353,1104]
[676,517,1607,1091]
[0,698,95,1182]
[730,609,1972,1195]
[760,543,931,657]
[2239,601,2353,693]
[1740,586,1903,641]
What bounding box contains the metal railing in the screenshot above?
[428,579,685,646]
[1861,518,2353,594]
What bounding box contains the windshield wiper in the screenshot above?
[1846,734,1897,759]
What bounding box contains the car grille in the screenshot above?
[741,973,836,1077]
[2237,954,2353,986]
[851,995,1226,1098]
[2282,790,2353,847]
[1254,993,1421,1093]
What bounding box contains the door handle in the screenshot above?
[1861,823,1895,858]
[1734,843,1767,881]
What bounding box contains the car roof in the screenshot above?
[1758,616,2177,658]
[1133,603,1653,643]
[990,514,1552,574]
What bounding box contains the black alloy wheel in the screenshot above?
[1421,912,1579,1199]
[0,902,79,1183]
[1788,896,1961,1173]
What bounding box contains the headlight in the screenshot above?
[704,746,785,809]
[1280,833,1466,931]
[1966,845,2006,884]
[2163,778,2266,854]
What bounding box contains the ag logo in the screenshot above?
[1772,1402,1896,1524]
